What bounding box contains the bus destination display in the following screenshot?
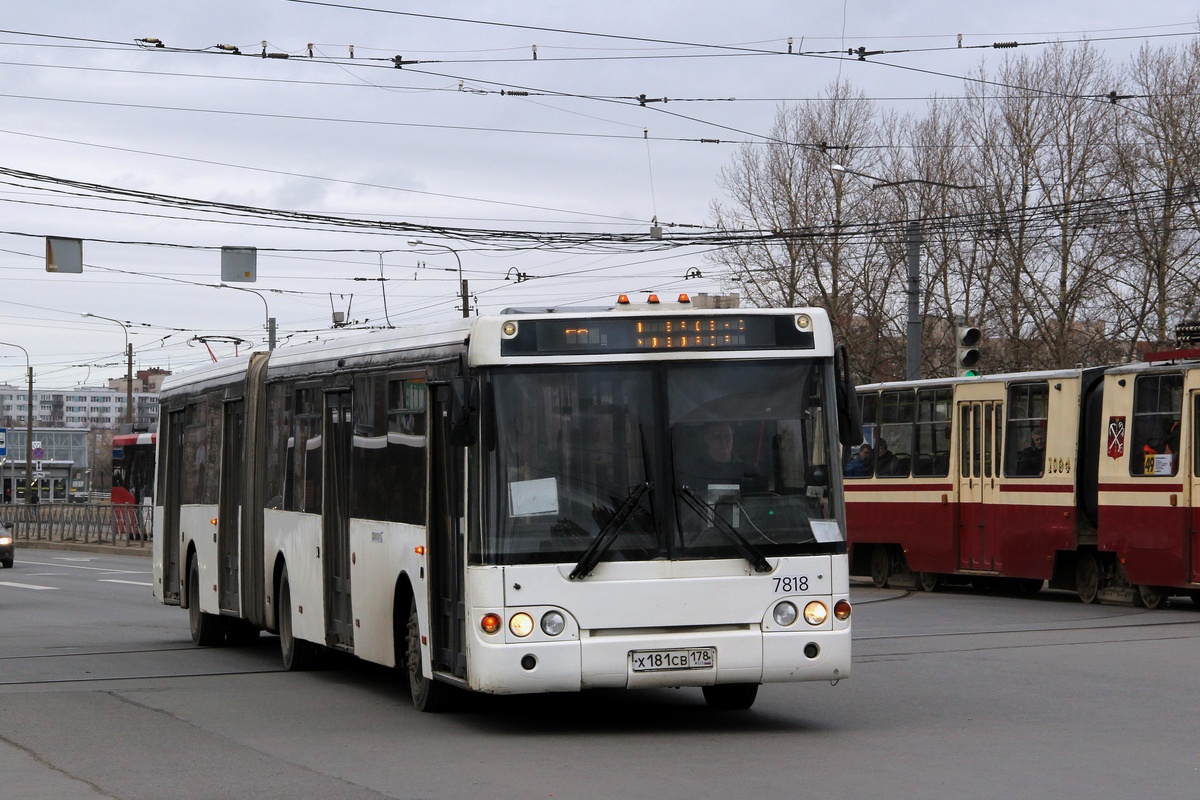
[502,315,815,355]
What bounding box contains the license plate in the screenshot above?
[630,648,715,672]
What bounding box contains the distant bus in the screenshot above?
[153,300,861,710]
[112,432,156,505]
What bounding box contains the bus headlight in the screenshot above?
[540,610,566,636]
[509,612,535,637]
[772,601,798,626]
[803,601,829,626]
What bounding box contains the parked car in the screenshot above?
[0,520,13,568]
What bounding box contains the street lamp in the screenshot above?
[217,284,276,350]
[830,164,972,381]
[408,239,468,318]
[82,313,133,425]
[0,340,35,504]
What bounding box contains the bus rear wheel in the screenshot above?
[406,602,448,712]
[187,558,223,647]
[702,683,758,710]
[278,568,315,670]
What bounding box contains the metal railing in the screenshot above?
[2,502,153,547]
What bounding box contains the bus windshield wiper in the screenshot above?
[568,482,652,580]
[678,486,772,573]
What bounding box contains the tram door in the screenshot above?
[957,400,1004,571]
[160,408,185,604]
[217,399,244,614]
[1191,393,1200,584]
[322,391,354,651]
[429,384,467,679]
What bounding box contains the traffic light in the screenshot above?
[955,324,981,377]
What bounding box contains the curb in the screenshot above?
[17,540,152,558]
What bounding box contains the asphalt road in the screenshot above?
[2,548,1198,799]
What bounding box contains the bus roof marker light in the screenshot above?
[795,314,812,330]
[646,294,660,304]
[678,293,691,304]
[616,294,631,305]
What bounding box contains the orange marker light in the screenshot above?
[616,294,631,304]
[414,545,426,555]
[480,613,502,634]
[834,599,852,620]
[678,293,691,304]
[647,293,660,304]
[210,518,218,526]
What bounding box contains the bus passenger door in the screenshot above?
[217,399,244,614]
[160,408,186,604]
[958,401,1002,570]
[429,384,467,679]
[323,391,354,651]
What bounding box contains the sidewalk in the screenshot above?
[17,539,151,558]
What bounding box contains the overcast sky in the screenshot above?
[1,2,1196,388]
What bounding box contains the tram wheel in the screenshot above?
[1136,584,1168,610]
[278,568,315,670]
[918,572,941,592]
[1016,579,1044,595]
[187,558,224,647]
[1075,553,1100,604]
[702,683,759,710]
[869,546,891,588]
[407,602,449,712]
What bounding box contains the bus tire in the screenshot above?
[278,568,315,670]
[187,558,224,647]
[406,602,448,712]
[702,683,758,710]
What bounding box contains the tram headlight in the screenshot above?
[509,612,535,637]
[772,601,798,627]
[803,601,829,626]
[540,610,566,636]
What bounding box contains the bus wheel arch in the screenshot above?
[277,561,316,670]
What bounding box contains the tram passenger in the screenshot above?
[845,443,874,477]
[1015,427,1046,476]
[873,439,897,476]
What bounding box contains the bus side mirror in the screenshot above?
[834,344,863,447]
[448,376,479,447]
[805,465,829,487]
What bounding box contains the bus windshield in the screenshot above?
[482,360,839,567]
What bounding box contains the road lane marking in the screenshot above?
[98,579,153,587]
[0,581,58,590]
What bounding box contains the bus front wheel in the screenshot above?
[702,683,758,710]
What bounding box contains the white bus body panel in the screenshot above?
[264,509,325,646]
[152,504,166,602]
[347,518,426,667]
[464,555,850,694]
[181,504,219,614]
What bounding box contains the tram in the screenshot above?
[153,297,862,710]
[845,341,1200,608]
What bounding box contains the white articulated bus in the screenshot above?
[152,297,859,710]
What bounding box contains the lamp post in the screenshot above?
[408,239,468,318]
[0,340,34,504]
[830,164,971,381]
[217,284,276,350]
[82,313,133,425]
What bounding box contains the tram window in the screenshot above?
[1004,382,1048,477]
[913,388,951,477]
[844,392,878,478]
[1130,373,1182,477]
[876,390,914,478]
